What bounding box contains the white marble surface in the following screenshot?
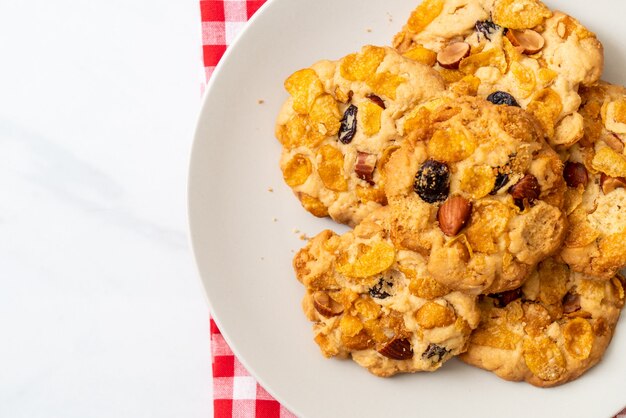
[0,1,212,416]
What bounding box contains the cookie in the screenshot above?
[384,95,567,295]
[559,82,626,279]
[392,0,604,148]
[276,45,445,226]
[460,258,625,387]
[293,206,480,376]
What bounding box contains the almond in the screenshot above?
[600,173,626,194]
[509,174,541,207]
[564,161,588,188]
[562,291,581,315]
[437,196,472,236]
[355,152,377,184]
[437,42,471,69]
[489,287,523,308]
[378,337,413,360]
[313,291,343,318]
[506,29,545,55]
[603,133,625,153]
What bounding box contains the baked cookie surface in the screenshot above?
[460,258,625,387]
[559,82,626,279]
[384,96,567,295]
[276,45,445,226]
[293,206,480,376]
[392,0,604,148]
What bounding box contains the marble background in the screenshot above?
[0,0,212,416]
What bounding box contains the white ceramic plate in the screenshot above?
[188,1,626,416]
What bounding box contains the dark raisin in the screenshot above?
[366,94,386,109]
[487,91,520,107]
[490,171,510,195]
[489,287,523,308]
[414,159,450,204]
[475,20,502,41]
[422,344,450,362]
[369,278,393,299]
[339,104,358,144]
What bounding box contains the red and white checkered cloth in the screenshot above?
[200,1,626,417]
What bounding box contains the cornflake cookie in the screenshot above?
[559,82,626,279]
[460,258,625,387]
[392,0,604,148]
[276,45,445,226]
[384,96,567,295]
[293,206,480,377]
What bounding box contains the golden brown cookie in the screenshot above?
[384,95,567,295]
[460,258,625,387]
[293,206,480,376]
[276,45,445,226]
[392,0,604,148]
[559,82,626,279]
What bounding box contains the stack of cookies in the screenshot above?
[274,0,626,387]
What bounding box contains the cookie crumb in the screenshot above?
[258,99,265,104]
[292,228,300,234]
[366,28,372,33]
[272,217,278,222]
[387,12,393,23]
[268,187,274,192]
[261,257,265,260]
[299,233,310,241]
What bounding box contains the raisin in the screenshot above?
[414,159,450,203]
[422,343,450,362]
[366,94,386,109]
[338,104,358,144]
[369,277,393,299]
[475,20,502,41]
[487,91,520,107]
[490,171,510,195]
[489,287,523,308]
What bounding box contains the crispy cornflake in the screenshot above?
[359,101,383,136]
[527,88,563,138]
[379,145,401,175]
[285,68,324,114]
[537,68,558,87]
[522,336,566,381]
[340,46,386,82]
[314,333,340,357]
[341,329,374,350]
[334,87,351,104]
[403,106,431,134]
[558,15,594,40]
[299,194,329,218]
[409,276,451,299]
[503,37,522,70]
[309,94,341,136]
[460,165,497,199]
[438,68,465,84]
[564,207,600,247]
[466,201,513,254]
[451,75,481,96]
[406,0,445,34]
[277,114,326,149]
[471,323,520,350]
[337,242,396,279]
[340,314,363,338]
[493,0,552,30]
[591,147,626,178]
[356,186,387,205]
[563,318,594,360]
[354,297,382,320]
[459,48,507,75]
[415,301,456,329]
[366,72,406,100]
[403,45,437,66]
[317,144,348,192]
[427,128,477,163]
[282,154,312,187]
[510,61,536,99]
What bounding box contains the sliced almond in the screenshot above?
[437,42,471,70]
[603,133,625,153]
[600,173,626,194]
[355,152,377,184]
[506,29,545,55]
[313,291,343,318]
[378,337,413,360]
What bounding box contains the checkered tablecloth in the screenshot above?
[200,1,626,417]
